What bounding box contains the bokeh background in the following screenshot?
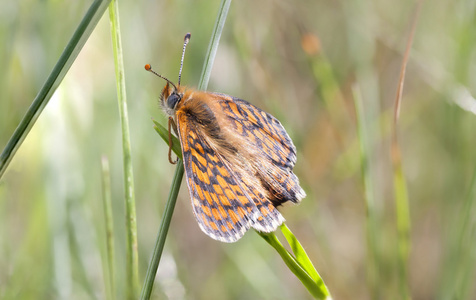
[1,0,476,299]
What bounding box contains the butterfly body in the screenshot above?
[159,83,306,242]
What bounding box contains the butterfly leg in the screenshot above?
[168,116,179,164]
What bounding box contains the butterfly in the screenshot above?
[146,33,306,243]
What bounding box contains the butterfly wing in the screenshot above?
[176,106,285,243]
[215,94,306,206]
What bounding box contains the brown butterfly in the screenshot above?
[146,33,305,242]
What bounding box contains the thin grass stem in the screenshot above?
[139,161,184,300]
[108,1,139,298]
[198,0,232,90]
[101,156,116,300]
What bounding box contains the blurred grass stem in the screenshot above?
[353,84,380,299]
[451,166,476,298]
[101,156,116,300]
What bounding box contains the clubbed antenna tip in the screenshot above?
[144,64,178,91]
[178,32,191,86]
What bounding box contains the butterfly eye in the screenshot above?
[167,93,181,109]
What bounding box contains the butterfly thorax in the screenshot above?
[160,83,228,144]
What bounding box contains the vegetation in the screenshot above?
[1,0,475,299]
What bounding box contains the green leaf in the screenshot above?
[152,119,182,159]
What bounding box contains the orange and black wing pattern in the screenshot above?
[175,92,305,242]
[215,94,306,207]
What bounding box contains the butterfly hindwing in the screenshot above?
[215,95,306,206]
[176,108,285,243]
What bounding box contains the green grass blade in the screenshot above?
[280,224,320,282]
[0,0,112,179]
[198,0,232,90]
[101,156,116,300]
[140,1,232,299]
[257,231,331,299]
[108,1,139,298]
[279,224,331,298]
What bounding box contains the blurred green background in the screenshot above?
[1,0,476,299]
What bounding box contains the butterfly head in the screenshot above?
[145,33,191,116]
[159,81,184,115]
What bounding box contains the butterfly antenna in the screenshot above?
[144,64,178,91]
[178,32,191,86]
